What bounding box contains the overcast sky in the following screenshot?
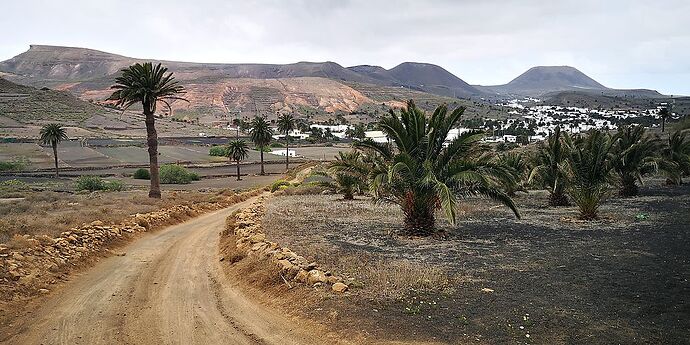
[1,0,688,95]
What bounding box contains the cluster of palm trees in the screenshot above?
[328,100,690,234]
[529,122,689,219]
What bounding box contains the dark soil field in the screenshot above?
[260,182,690,344]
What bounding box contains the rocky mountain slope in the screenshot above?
[0,45,669,124]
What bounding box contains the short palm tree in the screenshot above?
[39,123,68,178]
[529,126,570,206]
[227,140,250,181]
[610,125,662,196]
[328,151,370,200]
[565,129,613,220]
[497,151,530,196]
[249,117,272,175]
[277,113,296,171]
[662,130,690,184]
[659,107,669,133]
[355,100,519,235]
[108,62,186,198]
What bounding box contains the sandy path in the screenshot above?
[1,196,320,345]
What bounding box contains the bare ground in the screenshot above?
[258,182,690,344]
[0,195,335,345]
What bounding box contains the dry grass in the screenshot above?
[260,195,456,299]
[0,189,228,243]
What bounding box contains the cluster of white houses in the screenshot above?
[239,98,672,157]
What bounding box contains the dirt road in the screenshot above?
[1,196,323,345]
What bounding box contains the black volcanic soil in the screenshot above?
[259,181,690,344]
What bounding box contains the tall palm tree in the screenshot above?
[565,129,613,220]
[249,117,272,175]
[227,140,250,181]
[355,100,519,235]
[277,113,296,171]
[108,62,186,198]
[610,125,662,196]
[529,126,570,206]
[662,130,690,184]
[39,123,68,178]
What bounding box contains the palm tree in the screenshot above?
[565,129,613,220]
[39,123,68,178]
[659,107,669,133]
[227,140,250,181]
[277,113,296,171]
[662,130,690,184]
[108,62,186,198]
[328,151,370,200]
[355,100,519,235]
[610,125,662,196]
[529,126,570,206]
[497,151,530,196]
[249,117,272,175]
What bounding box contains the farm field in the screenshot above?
[254,181,690,344]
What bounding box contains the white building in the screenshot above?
[270,149,297,157]
[272,129,310,140]
[364,130,388,143]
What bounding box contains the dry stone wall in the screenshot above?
[226,196,349,293]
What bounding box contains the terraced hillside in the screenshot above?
[0,77,108,125]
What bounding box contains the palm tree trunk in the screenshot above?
[144,109,161,199]
[285,135,289,171]
[402,198,435,236]
[260,149,265,175]
[620,176,639,197]
[52,142,59,178]
[236,159,241,181]
[662,118,665,133]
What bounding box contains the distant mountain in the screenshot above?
[477,66,664,98]
[479,66,607,96]
[0,45,669,122]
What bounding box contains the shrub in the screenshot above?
[0,158,29,172]
[105,180,125,192]
[159,164,200,184]
[76,176,106,191]
[209,145,229,157]
[270,179,291,192]
[132,168,150,180]
[270,142,284,148]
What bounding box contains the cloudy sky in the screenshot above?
[2,0,688,94]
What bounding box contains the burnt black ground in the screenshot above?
[263,182,690,344]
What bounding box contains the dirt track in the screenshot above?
[0,196,321,344]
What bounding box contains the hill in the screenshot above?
[0,45,501,123]
[0,77,108,124]
[477,66,666,99]
[480,66,607,96]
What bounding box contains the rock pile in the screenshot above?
[0,189,264,300]
[227,197,349,293]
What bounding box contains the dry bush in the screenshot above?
[274,184,329,196]
[5,234,40,250]
[219,233,283,289]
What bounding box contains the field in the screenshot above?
[255,181,690,344]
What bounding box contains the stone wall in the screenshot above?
[225,196,349,293]
[0,188,264,301]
